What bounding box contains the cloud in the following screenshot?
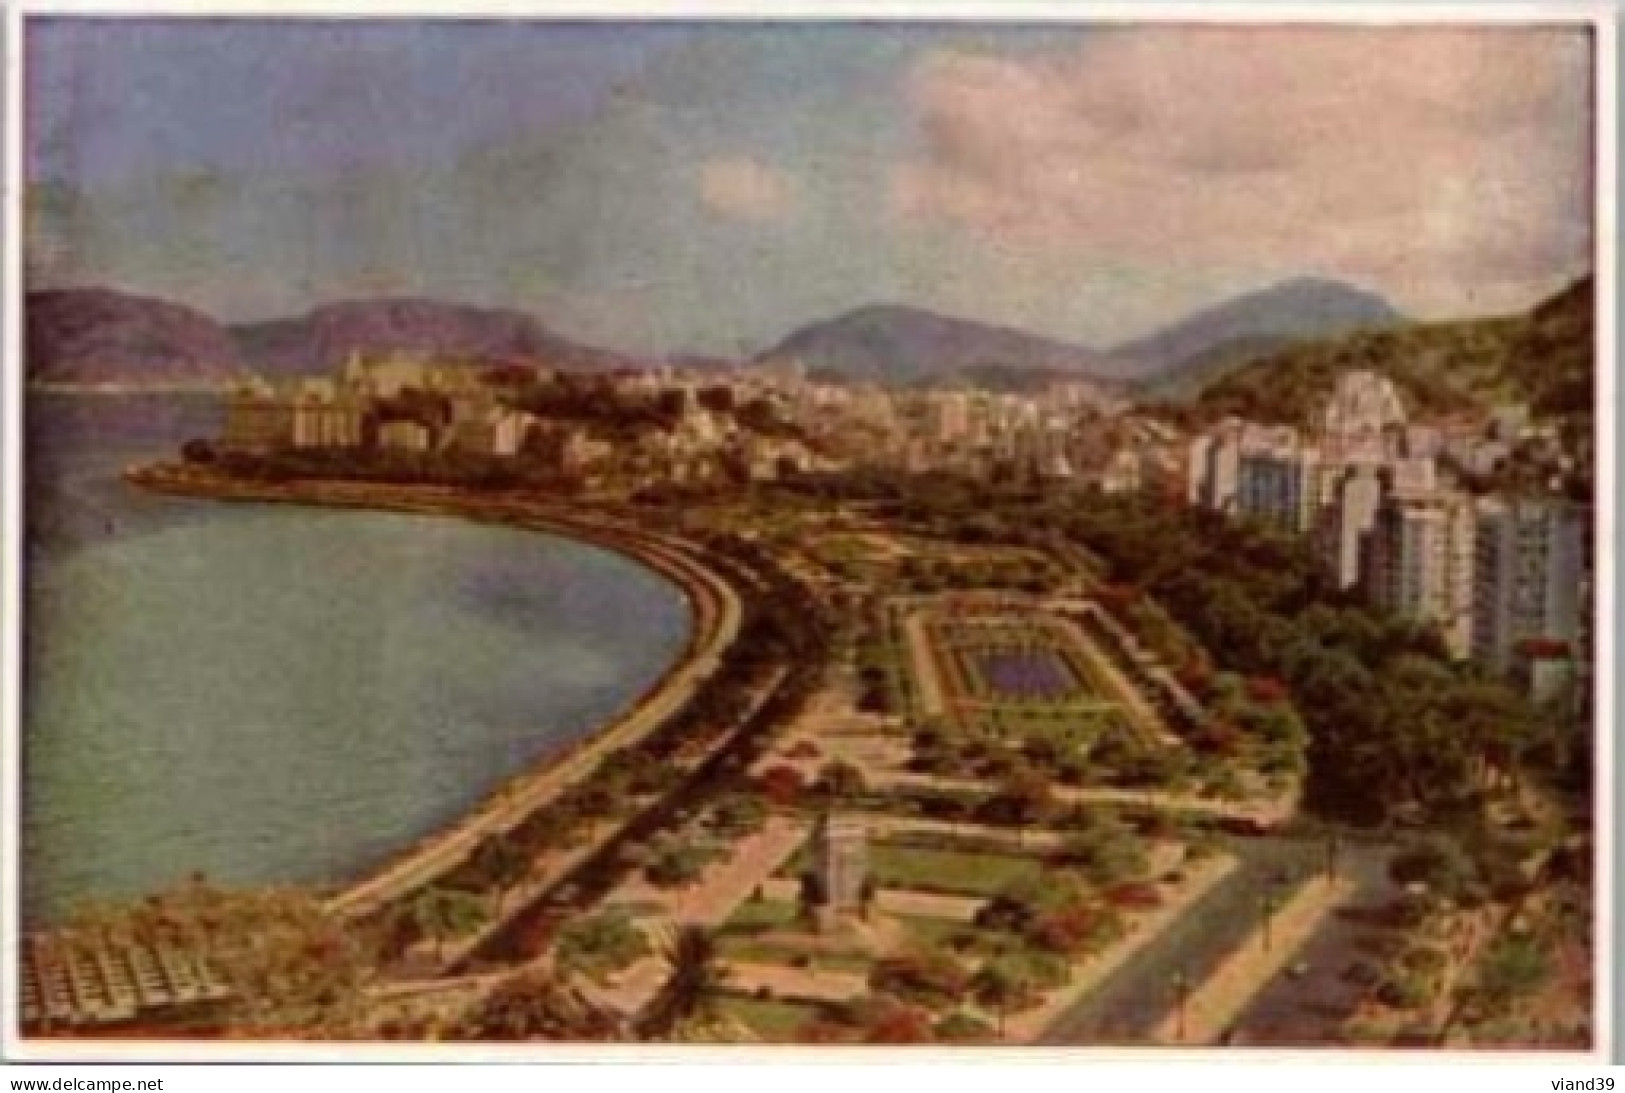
[893,27,1594,316]
[698,157,795,221]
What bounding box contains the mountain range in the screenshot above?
[1110,276,1403,378]
[752,304,1118,388]
[754,277,1404,389]
[232,298,639,378]
[26,276,1416,394]
[25,291,644,387]
[27,288,249,387]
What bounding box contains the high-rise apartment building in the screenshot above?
[1471,497,1588,678]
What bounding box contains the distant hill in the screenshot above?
[26,287,246,387]
[1515,275,1592,439]
[232,298,640,377]
[1171,276,1592,432]
[28,289,648,388]
[755,304,1119,390]
[757,282,1401,394]
[664,353,740,375]
[1130,335,1296,403]
[1114,277,1404,385]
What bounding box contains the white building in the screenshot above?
[1100,448,1143,494]
[446,406,533,457]
[378,420,433,452]
[1320,370,1407,462]
[1235,428,1320,534]
[1471,497,1588,678]
[1186,421,1244,512]
[1363,488,1476,657]
[1319,464,1384,589]
[221,380,295,453]
[290,379,365,449]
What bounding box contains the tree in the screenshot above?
[1061,813,1147,886]
[554,910,651,983]
[1030,898,1123,957]
[757,765,807,809]
[469,833,530,912]
[869,947,971,1013]
[1066,838,1157,883]
[711,792,769,836]
[645,842,711,889]
[1390,833,1483,907]
[972,959,1041,1039]
[410,886,489,962]
[1475,934,1550,1017]
[851,995,937,1044]
[981,766,1056,836]
[642,926,727,1036]
[816,760,868,802]
[934,1011,996,1043]
[104,883,375,1035]
[462,969,619,1041]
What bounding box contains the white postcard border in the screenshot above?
[2,0,1616,1067]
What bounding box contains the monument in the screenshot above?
[811,812,868,927]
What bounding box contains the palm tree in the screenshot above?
[641,925,726,1037]
[470,833,530,912]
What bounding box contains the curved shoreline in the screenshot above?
[125,463,746,919]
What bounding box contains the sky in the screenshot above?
[25,19,1596,357]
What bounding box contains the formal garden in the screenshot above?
[645,806,1235,1044]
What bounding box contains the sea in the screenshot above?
[19,392,691,927]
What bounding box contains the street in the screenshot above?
[1039,834,1331,1045]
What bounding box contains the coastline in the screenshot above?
[123,462,746,920]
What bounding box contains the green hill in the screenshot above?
[1516,275,1593,443]
[1168,276,1592,433]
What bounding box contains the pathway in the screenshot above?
[724,961,868,1005]
[758,876,984,923]
[608,817,808,928]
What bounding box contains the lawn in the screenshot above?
[722,898,801,934]
[717,937,874,974]
[868,843,1045,898]
[712,993,828,1040]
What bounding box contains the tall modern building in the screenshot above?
[1363,488,1476,657]
[1319,464,1385,588]
[1186,434,1215,506]
[1471,498,1588,681]
[1236,431,1320,534]
[1187,425,1243,512]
